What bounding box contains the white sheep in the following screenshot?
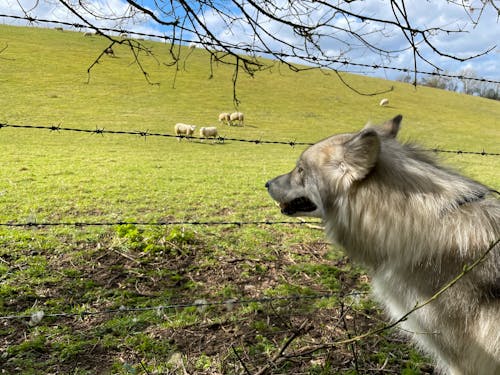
[104,47,115,56]
[218,112,231,125]
[174,123,196,141]
[229,111,244,126]
[379,98,389,106]
[199,126,218,142]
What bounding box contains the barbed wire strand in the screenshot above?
[0,220,320,228]
[1,122,499,156]
[1,13,499,85]
[0,292,359,321]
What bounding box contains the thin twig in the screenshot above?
[232,345,252,375]
[254,319,310,375]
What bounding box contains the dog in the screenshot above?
[266,115,500,374]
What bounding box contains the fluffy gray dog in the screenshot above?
[266,115,500,374]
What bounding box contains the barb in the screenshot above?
[1,122,499,156]
[0,13,498,85]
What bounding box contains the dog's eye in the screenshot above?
[297,167,304,174]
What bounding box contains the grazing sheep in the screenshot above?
[55,27,63,31]
[379,98,389,106]
[229,111,244,126]
[83,32,94,37]
[188,42,197,49]
[104,47,115,56]
[218,112,231,125]
[199,126,218,142]
[174,123,196,141]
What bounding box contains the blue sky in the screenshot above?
[0,0,498,83]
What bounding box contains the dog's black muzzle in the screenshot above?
[279,196,317,215]
[265,179,317,215]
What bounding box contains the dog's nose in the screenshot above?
[265,181,270,189]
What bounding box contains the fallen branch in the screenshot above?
[254,319,311,375]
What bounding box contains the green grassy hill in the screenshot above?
[0,24,498,374]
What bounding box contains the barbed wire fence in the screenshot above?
[0,120,498,232]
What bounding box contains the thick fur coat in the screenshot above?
[266,115,500,374]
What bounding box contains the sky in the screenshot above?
[0,0,498,83]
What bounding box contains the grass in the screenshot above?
[0,24,499,374]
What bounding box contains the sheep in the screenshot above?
[174,123,196,141]
[199,126,218,142]
[83,32,94,37]
[218,112,231,125]
[229,111,244,126]
[188,42,197,49]
[104,47,115,56]
[379,98,389,106]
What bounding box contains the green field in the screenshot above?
[0,24,499,374]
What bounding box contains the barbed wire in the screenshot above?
[1,122,499,156]
[0,291,359,321]
[1,13,499,85]
[0,219,320,228]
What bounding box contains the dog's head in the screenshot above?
[265,115,402,218]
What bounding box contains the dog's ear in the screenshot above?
[380,114,402,138]
[342,129,380,181]
[362,114,402,138]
